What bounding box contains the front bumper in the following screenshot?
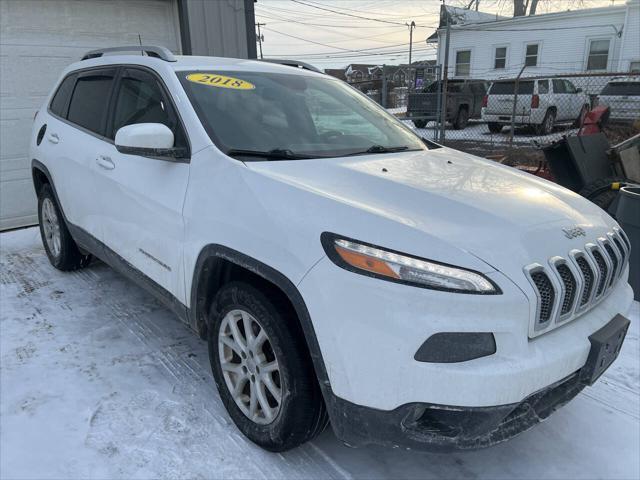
[298,257,633,410]
[327,313,630,450]
[329,369,586,450]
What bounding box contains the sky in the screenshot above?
[254,0,616,69]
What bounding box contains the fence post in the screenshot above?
[382,64,388,108]
[434,64,442,142]
[439,19,451,144]
[509,64,527,148]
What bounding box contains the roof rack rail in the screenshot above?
[81,45,176,62]
[260,59,323,74]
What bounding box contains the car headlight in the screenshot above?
[321,233,500,294]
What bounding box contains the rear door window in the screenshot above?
[67,69,116,135]
[49,74,77,118]
[552,79,567,94]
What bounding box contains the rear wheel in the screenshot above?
[208,282,327,451]
[536,109,556,135]
[37,184,91,271]
[453,107,469,130]
[488,122,503,134]
[412,119,427,128]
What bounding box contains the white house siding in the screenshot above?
[618,0,640,71]
[436,4,637,85]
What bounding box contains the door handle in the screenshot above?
[96,155,115,170]
[48,133,59,144]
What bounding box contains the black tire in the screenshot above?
[412,119,427,128]
[208,282,327,452]
[573,104,589,128]
[488,122,503,134]
[535,109,556,135]
[453,107,469,130]
[37,184,91,271]
[579,176,627,212]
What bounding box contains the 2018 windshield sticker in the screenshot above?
[186,73,255,90]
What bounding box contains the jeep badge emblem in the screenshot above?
[562,226,586,239]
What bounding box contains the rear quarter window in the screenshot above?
[489,81,534,95]
[49,74,76,118]
[601,82,640,96]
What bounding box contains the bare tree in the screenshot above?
[513,0,539,16]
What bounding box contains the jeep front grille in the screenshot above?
[530,270,555,324]
[556,263,577,316]
[525,229,629,335]
[575,255,594,307]
[591,248,608,297]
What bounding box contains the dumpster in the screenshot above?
[616,186,640,300]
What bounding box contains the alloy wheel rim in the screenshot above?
[218,309,282,425]
[42,198,61,257]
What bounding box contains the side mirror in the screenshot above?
[115,123,187,160]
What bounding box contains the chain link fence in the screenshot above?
[366,69,639,165]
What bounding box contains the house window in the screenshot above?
[525,43,539,67]
[455,50,471,77]
[494,47,507,69]
[631,61,640,73]
[587,39,610,70]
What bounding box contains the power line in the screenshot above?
[289,0,436,28]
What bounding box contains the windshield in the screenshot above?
[178,70,425,159]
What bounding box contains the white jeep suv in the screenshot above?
[31,46,633,452]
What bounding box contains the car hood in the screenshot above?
[245,148,618,286]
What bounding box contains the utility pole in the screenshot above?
[256,23,265,59]
[407,21,416,66]
[439,16,451,143]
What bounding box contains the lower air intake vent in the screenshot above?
[531,271,555,323]
[556,264,576,316]
[575,256,594,307]
[591,249,608,296]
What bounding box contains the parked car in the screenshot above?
[31,46,633,452]
[597,77,640,123]
[482,78,590,135]
[406,79,488,130]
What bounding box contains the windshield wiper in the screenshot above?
[342,145,412,157]
[226,148,315,161]
[366,145,410,153]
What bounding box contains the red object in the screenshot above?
[482,95,488,108]
[531,94,539,109]
[578,105,610,136]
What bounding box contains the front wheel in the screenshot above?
[37,184,91,271]
[208,282,327,451]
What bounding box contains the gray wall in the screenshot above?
[179,0,257,59]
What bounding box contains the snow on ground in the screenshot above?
[1,227,639,480]
[403,119,579,146]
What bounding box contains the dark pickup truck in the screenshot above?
[406,79,488,130]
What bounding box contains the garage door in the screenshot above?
[0,0,181,230]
